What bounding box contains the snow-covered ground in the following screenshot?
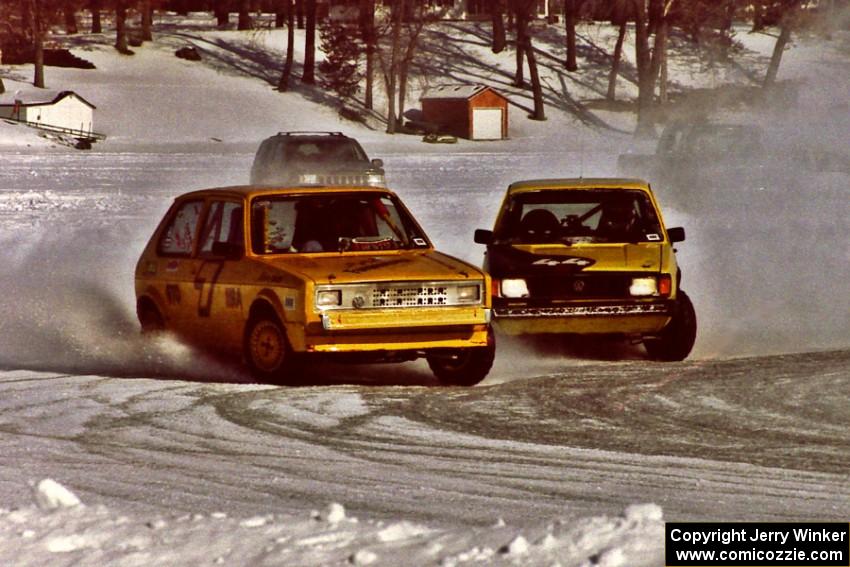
[1,12,849,566]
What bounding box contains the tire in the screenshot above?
[244,314,297,384]
[644,290,697,361]
[137,300,165,335]
[426,329,495,386]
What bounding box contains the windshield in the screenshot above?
[283,139,368,164]
[250,193,428,254]
[496,189,663,245]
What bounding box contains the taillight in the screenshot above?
[658,274,672,297]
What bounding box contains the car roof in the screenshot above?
[507,178,650,195]
[176,185,395,201]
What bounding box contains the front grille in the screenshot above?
[372,285,449,307]
[316,281,481,311]
[527,274,632,299]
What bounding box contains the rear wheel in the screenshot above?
[426,329,495,386]
[137,299,165,335]
[244,314,298,384]
[644,290,697,361]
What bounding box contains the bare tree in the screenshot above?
[564,0,579,71]
[25,0,46,87]
[606,6,628,101]
[90,0,102,33]
[63,1,78,35]
[764,1,803,86]
[512,0,545,120]
[492,0,506,53]
[238,0,252,30]
[278,0,295,91]
[359,0,376,109]
[302,0,317,84]
[382,0,405,133]
[114,0,132,54]
[213,0,229,28]
[140,0,153,42]
[631,0,653,135]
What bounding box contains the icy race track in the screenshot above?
[0,150,848,565]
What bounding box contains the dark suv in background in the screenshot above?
[250,131,386,187]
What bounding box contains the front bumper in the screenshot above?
[299,307,492,353]
[493,301,671,335]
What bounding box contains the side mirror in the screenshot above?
[211,241,244,260]
[371,158,384,169]
[667,227,686,243]
[474,229,494,245]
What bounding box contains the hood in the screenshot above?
[488,243,663,277]
[256,251,483,285]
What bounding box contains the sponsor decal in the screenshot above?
[531,257,595,268]
[225,287,242,309]
[165,284,181,306]
[284,297,295,310]
[166,260,180,272]
[647,233,661,241]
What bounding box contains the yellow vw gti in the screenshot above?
[474,178,696,360]
[135,185,494,385]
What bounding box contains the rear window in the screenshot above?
[283,138,367,164]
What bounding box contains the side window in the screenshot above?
[158,200,204,256]
[200,201,244,256]
[251,199,297,254]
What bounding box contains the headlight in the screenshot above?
[456,284,481,303]
[316,290,341,308]
[299,173,319,185]
[629,277,658,296]
[500,278,529,298]
[365,173,385,187]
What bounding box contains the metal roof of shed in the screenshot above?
[420,84,505,101]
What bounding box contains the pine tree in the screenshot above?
[318,21,362,100]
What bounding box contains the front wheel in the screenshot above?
[644,290,697,361]
[244,315,298,384]
[426,329,495,386]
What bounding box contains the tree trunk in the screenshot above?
[31,0,45,88]
[764,19,792,87]
[649,16,667,87]
[302,0,317,84]
[141,0,153,42]
[752,0,765,32]
[278,0,295,91]
[606,20,627,101]
[238,0,252,30]
[64,5,78,35]
[115,0,130,54]
[275,0,285,27]
[564,0,578,71]
[0,78,5,95]
[633,0,654,136]
[90,0,102,33]
[385,0,404,134]
[514,9,526,87]
[492,0,506,53]
[214,0,229,27]
[524,34,545,120]
[296,0,304,29]
[360,0,375,109]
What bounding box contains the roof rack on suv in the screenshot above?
[276,131,346,137]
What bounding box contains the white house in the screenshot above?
[0,89,96,136]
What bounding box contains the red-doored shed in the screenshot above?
[420,84,509,140]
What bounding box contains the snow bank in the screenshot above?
[0,479,663,566]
